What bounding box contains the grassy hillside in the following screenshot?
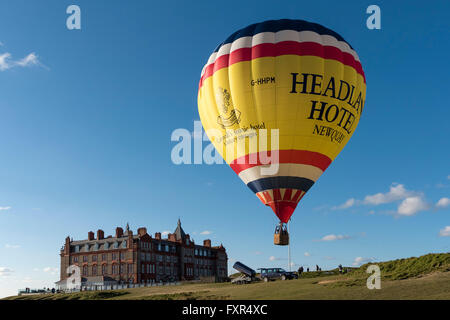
[4,253,450,300]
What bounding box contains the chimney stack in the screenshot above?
[97,229,104,240]
[168,233,176,242]
[116,227,123,238]
[203,239,211,247]
[137,227,147,237]
[88,231,95,241]
[155,232,161,240]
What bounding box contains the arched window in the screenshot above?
[102,264,107,275]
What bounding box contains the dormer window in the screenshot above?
[84,244,89,252]
[114,241,119,249]
[122,240,127,248]
[104,242,109,250]
[93,243,99,251]
[74,245,79,253]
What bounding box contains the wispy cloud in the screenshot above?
[304,252,311,257]
[0,267,14,277]
[5,244,20,249]
[0,51,45,71]
[317,234,351,242]
[352,257,375,266]
[43,267,58,275]
[269,256,286,261]
[200,230,212,235]
[161,231,170,237]
[439,226,450,237]
[0,206,11,211]
[332,198,356,210]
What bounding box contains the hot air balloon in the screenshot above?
[198,19,366,245]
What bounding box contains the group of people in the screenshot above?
[296,264,345,276]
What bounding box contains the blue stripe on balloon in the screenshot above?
[246,176,315,194]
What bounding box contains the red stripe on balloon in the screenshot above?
[230,150,332,175]
[199,41,365,89]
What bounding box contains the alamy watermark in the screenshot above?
[170,121,280,175]
[366,264,381,289]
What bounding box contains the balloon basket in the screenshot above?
[274,223,289,246]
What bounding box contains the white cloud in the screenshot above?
[352,257,375,266]
[161,231,170,237]
[447,175,450,180]
[436,197,450,209]
[319,234,351,241]
[5,244,20,249]
[200,230,212,235]
[439,226,450,237]
[0,206,11,211]
[397,196,429,216]
[43,267,58,275]
[269,256,286,261]
[332,198,356,210]
[0,53,11,71]
[16,53,39,67]
[304,252,311,257]
[0,52,44,71]
[0,267,14,277]
[364,184,416,205]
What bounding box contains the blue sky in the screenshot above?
[0,0,449,298]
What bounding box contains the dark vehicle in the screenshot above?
[258,268,298,282]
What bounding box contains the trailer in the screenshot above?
[231,261,258,285]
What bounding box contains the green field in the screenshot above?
[4,253,450,300]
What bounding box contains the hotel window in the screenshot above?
[73,256,78,263]
[104,242,109,250]
[146,253,150,261]
[120,252,125,260]
[93,243,99,251]
[83,255,88,262]
[157,243,161,251]
[142,264,145,273]
[85,244,89,252]
[102,264,107,275]
[74,246,79,253]
[112,253,117,260]
[112,264,118,274]
[114,242,119,249]
[102,254,106,261]
[92,255,97,262]
[120,264,125,274]
[122,241,127,248]
[128,264,133,274]
[83,265,88,276]
[92,266,97,276]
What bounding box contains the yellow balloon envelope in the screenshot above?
[198,19,366,224]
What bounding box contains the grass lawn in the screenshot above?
[4,253,449,300]
[4,271,450,300]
